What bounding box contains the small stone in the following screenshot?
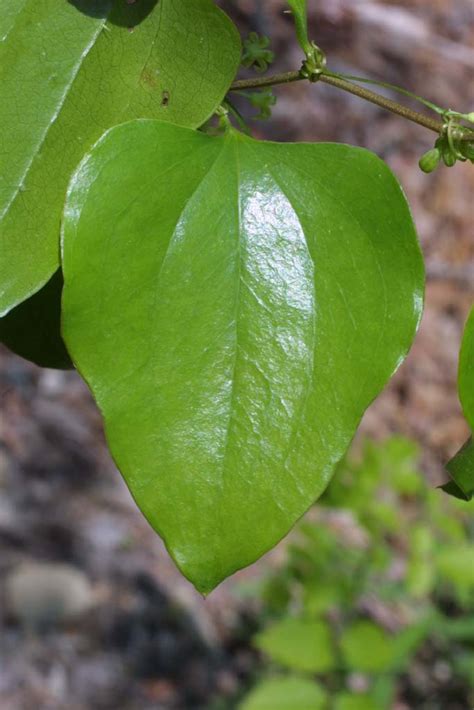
[4,561,94,629]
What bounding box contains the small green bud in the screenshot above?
[419,147,441,173]
[442,148,456,167]
[460,141,474,161]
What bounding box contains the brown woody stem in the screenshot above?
[230,70,474,140]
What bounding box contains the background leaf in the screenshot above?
[62,120,424,593]
[239,676,327,710]
[443,308,474,500]
[459,308,474,419]
[333,694,379,710]
[0,0,241,315]
[286,1,312,55]
[0,270,72,369]
[254,618,335,673]
[437,545,474,591]
[340,621,395,673]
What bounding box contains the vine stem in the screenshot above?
[230,70,474,139]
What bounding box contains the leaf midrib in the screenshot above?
[244,138,318,494]
[219,136,244,492]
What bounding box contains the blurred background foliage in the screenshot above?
[235,438,474,709]
[1,1,473,708]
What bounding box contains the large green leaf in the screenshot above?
[0,0,241,316]
[61,120,424,593]
[443,308,474,500]
[0,270,72,369]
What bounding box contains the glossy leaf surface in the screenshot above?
[0,270,72,369]
[443,308,474,500]
[62,121,424,593]
[0,0,241,315]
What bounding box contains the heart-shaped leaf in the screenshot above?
[443,308,474,500]
[0,270,72,369]
[0,0,241,315]
[62,121,424,593]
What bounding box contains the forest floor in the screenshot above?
[0,1,473,708]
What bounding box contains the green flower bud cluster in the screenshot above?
[300,42,327,82]
[419,132,474,174]
[242,33,274,74]
[245,89,277,121]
